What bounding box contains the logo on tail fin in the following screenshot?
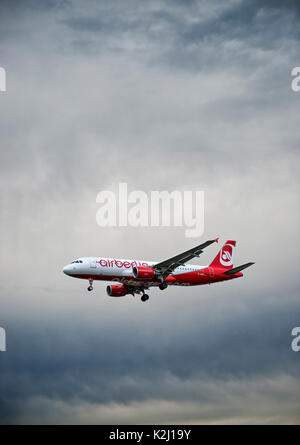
[220,243,234,266]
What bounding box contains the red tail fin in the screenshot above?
[210,240,236,270]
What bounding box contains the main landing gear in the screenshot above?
[139,281,167,302]
[140,288,149,302]
[159,282,168,290]
[87,279,93,291]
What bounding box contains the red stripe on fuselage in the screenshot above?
[72,268,242,286]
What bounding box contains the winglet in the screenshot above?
[215,237,219,243]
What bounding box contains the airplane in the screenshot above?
[62,238,254,302]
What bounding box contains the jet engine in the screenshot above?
[106,284,128,297]
[132,266,155,280]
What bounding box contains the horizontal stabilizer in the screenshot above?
[223,262,255,275]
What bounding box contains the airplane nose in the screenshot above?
[63,264,72,275]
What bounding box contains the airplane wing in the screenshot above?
[152,238,219,280]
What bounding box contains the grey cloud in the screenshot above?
[1,286,299,423]
[4,374,300,424]
[57,0,300,65]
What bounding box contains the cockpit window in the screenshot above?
[70,260,83,264]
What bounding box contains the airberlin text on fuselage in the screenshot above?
[99,259,149,268]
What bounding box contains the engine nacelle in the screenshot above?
[106,284,127,297]
[132,266,155,280]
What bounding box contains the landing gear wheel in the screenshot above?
[159,282,168,290]
[141,294,149,302]
[87,279,93,291]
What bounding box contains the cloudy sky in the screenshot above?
[0,0,299,424]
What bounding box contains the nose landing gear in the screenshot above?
[87,279,93,291]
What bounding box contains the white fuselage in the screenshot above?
[63,257,207,287]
